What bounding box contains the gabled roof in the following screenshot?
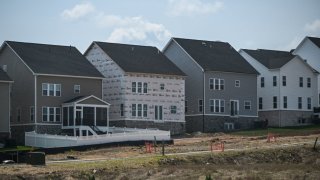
[3,41,104,78]
[171,37,259,74]
[242,49,295,69]
[0,68,12,82]
[63,95,110,106]
[92,41,185,76]
[308,36,320,48]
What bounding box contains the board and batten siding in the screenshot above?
[163,39,204,116]
[86,43,185,122]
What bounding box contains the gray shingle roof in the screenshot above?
[308,36,320,48]
[0,68,12,82]
[172,38,259,74]
[242,49,295,69]
[94,41,185,76]
[5,41,103,78]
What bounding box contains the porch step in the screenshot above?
[90,126,106,135]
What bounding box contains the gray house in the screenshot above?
[0,68,13,142]
[0,41,110,144]
[163,38,259,132]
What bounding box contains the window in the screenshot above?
[42,107,60,122]
[273,96,277,109]
[42,83,61,96]
[220,79,225,90]
[198,100,203,112]
[210,99,225,113]
[143,83,148,93]
[307,78,311,88]
[143,104,148,117]
[261,77,265,87]
[155,105,163,120]
[132,82,136,93]
[137,104,142,117]
[214,78,219,90]
[17,108,21,122]
[299,77,303,87]
[298,97,302,109]
[2,65,7,72]
[307,97,311,110]
[224,123,234,130]
[235,80,240,87]
[74,85,80,93]
[120,104,124,117]
[185,101,188,113]
[30,107,35,121]
[244,101,251,110]
[282,76,286,86]
[209,78,214,89]
[160,83,165,90]
[283,96,287,109]
[132,104,136,117]
[137,82,142,93]
[259,97,263,110]
[170,105,177,114]
[273,76,277,87]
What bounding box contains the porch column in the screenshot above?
[73,105,76,136]
[94,107,97,126]
[107,107,109,133]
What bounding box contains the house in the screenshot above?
[293,36,320,110]
[85,42,186,135]
[0,67,13,142]
[239,49,318,127]
[0,41,110,145]
[163,38,259,133]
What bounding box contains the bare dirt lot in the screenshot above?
[1,132,320,179]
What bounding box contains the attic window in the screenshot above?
[2,65,7,72]
[201,42,206,46]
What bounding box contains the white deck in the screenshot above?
[25,127,170,148]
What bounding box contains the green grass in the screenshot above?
[230,124,320,137]
[0,146,36,153]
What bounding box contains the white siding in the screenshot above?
[86,43,185,123]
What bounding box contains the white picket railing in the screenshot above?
[25,128,170,148]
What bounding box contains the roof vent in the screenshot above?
[202,42,206,46]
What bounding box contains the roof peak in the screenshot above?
[94,41,157,49]
[6,40,75,48]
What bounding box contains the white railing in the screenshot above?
[25,128,170,148]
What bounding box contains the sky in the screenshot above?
[1,0,320,53]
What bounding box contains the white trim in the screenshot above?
[186,114,258,118]
[258,109,313,112]
[109,119,185,123]
[34,75,37,123]
[36,73,104,79]
[244,100,252,110]
[11,123,62,126]
[62,95,111,107]
[0,80,13,83]
[4,42,36,74]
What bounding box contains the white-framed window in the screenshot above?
[298,97,302,109]
[282,76,286,86]
[235,80,240,87]
[42,83,61,96]
[30,106,35,121]
[299,77,303,87]
[224,123,234,130]
[244,101,251,110]
[143,83,148,93]
[155,105,163,120]
[261,77,265,87]
[120,104,124,117]
[307,97,311,110]
[198,99,203,112]
[307,78,311,88]
[273,76,277,87]
[273,96,277,109]
[137,82,142,93]
[137,104,142,117]
[132,104,147,117]
[74,85,80,93]
[132,82,136,93]
[212,78,224,90]
[42,107,60,122]
[143,104,148,117]
[160,83,165,90]
[209,78,214,89]
[170,105,177,114]
[132,104,136,117]
[259,97,263,110]
[209,99,225,113]
[283,96,287,109]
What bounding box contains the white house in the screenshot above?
[85,42,186,134]
[239,49,318,127]
[293,36,320,108]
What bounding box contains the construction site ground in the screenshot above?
[1,128,320,179]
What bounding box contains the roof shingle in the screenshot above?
[172,37,259,74]
[5,41,103,78]
[242,49,294,69]
[94,41,185,76]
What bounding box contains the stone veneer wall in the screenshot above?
[110,120,185,135]
[186,115,257,133]
[259,110,313,127]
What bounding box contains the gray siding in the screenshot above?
[36,76,102,124]
[204,71,258,116]
[0,82,10,135]
[163,40,204,115]
[0,45,35,125]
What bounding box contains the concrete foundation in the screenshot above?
[259,110,313,127]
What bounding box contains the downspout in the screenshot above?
[278,71,281,127]
[34,75,37,133]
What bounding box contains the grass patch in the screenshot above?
[230,124,320,137]
[0,146,36,153]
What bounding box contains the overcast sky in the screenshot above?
[1,0,319,53]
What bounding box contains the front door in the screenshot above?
[230,100,239,116]
[75,106,83,125]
